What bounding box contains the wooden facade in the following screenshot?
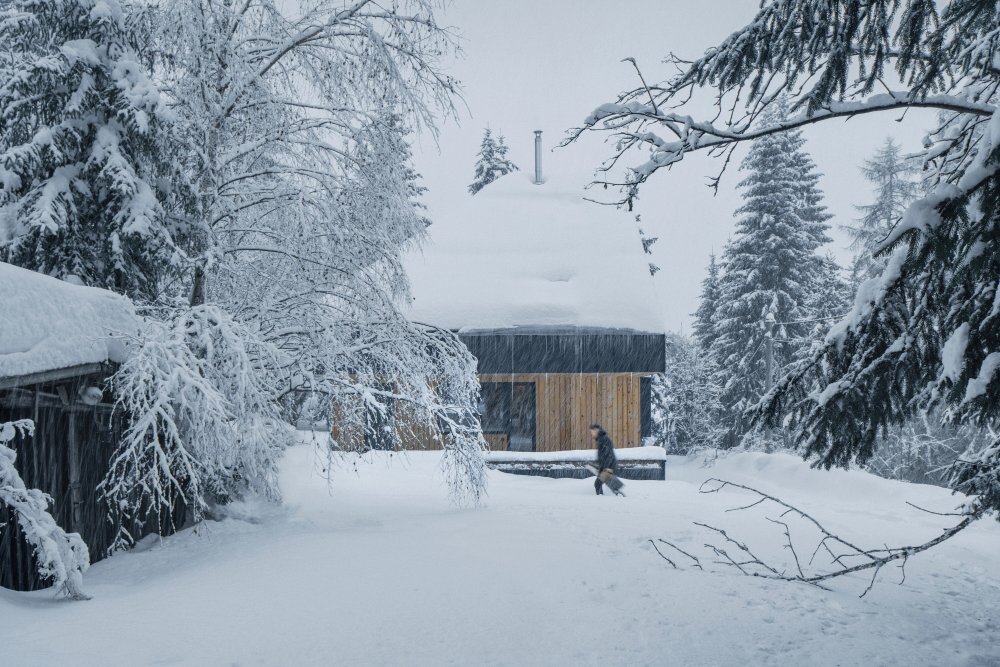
[332,328,665,454]
[478,373,648,451]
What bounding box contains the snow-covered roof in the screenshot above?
[0,262,139,380]
[405,144,666,334]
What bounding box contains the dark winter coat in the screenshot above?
[596,430,617,471]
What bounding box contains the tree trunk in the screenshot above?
[190,265,206,307]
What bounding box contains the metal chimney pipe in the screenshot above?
[534,130,543,184]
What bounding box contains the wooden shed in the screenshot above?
[0,263,181,591]
[397,131,668,453]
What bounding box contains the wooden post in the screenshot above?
[58,384,84,532]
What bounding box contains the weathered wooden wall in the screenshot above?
[1,373,184,592]
[479,373,645,451]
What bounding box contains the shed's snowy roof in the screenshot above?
[405,147,665,334]
[0,262,139,380]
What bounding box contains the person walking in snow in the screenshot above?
[590,423,623,496]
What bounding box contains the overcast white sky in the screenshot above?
[412,0,938,333]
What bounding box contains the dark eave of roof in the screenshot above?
[457,330,665,374]
[0,362,112,390]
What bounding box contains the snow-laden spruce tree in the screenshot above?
[692,253,722,352]
[0,0,194,301]
[566,0,1000,525]
[843,140,977,488]
[0,420,90,599]
[843,138,922,287]
[468,128,519,195]
[143,0,486,504]
[706,102,831,447]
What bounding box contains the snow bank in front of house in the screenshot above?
[0,262,139,379]
[405,149,665,333]
[3,439,999,667]
[486,445,666,462]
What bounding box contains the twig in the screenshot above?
[694,522,782,577]
[905,501,967,517]
[726,496,767,512]
[648,539,677,568]
[767,517,805,579]
[860,562,885,598]
[657,539,704,570]
[622,57,659,116]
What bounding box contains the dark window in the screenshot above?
[480,382,512,433]
[640,376,653,439]
[479,381,536,452]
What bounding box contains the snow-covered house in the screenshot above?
[0,263,174,591]
[403,134,666,453]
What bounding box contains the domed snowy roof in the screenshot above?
[405,145,665,334]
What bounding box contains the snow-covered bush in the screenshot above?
[0,420,90,599]
[103,306,293,550]
[650,335,724,454]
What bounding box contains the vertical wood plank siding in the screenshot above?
[335,372,651,452]
[478,373,648,451]
[1,373,185,592]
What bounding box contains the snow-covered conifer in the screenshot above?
[468,128,519,195]
[843,138,921,287]
[707,102,831,445]
[0,0,193,301]
[692,253,722,352]
[803,253,852,342]
[651,335,724,453]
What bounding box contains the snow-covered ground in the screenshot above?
[3,435,999,667]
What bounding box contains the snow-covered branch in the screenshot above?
[656,477,975,597]
[103,305,293,550]
[0,420,90,600]
[564,0,999,203]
